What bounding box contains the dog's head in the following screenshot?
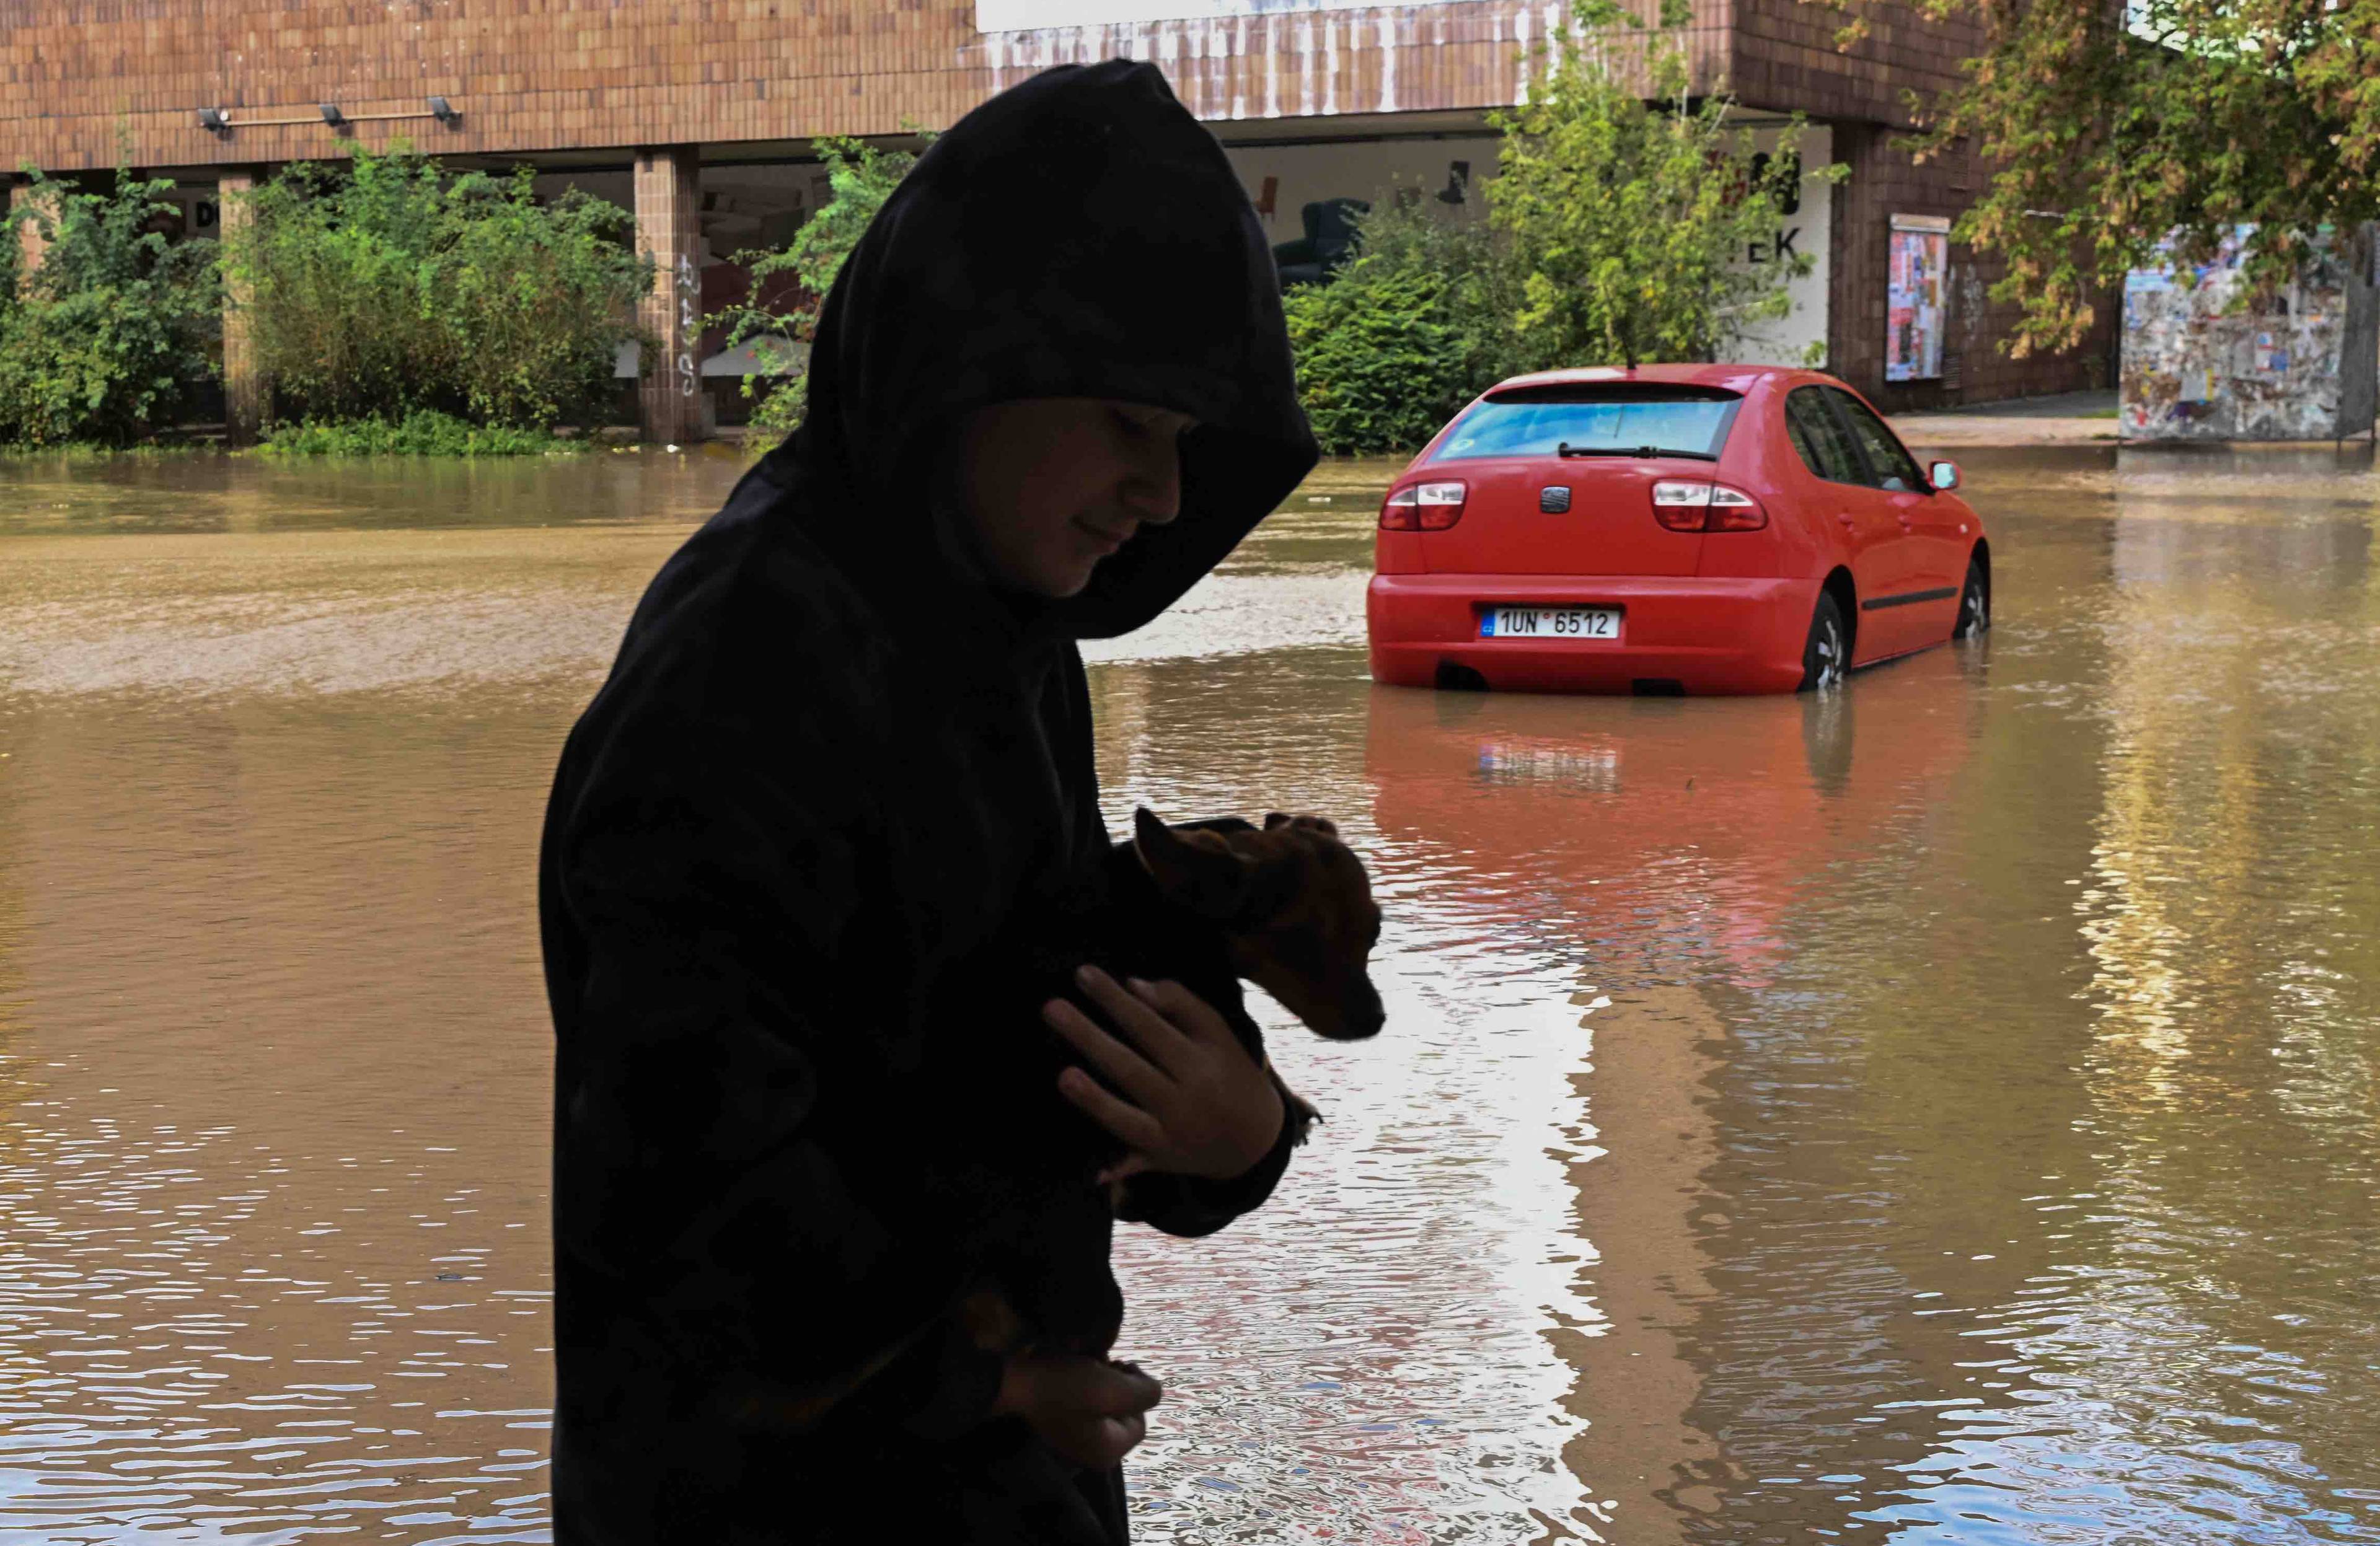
[1131,806,1385,1040]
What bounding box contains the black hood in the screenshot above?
[760,60,1318,641]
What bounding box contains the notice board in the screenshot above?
[1887,215,1950,382]
[2119,224,2380,442]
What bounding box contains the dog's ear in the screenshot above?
[1135,806,1255,920]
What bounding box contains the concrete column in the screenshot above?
[9,176,52,281]
[217,167,267,446]
[634,146,706,444]
[2340,222,2379,441]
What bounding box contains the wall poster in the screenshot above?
[1886,214,1950,382]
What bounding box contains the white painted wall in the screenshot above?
[1221,125,1831,369]
[1219,135,1501,244]
[1729,124,1833,369]
[975,4,1550,117]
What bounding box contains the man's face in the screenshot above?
[957,398,1196,599]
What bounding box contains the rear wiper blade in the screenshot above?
[1555,442,1719,461]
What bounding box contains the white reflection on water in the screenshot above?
[1108,843,1607,1542]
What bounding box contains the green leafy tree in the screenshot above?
[1486,0,1835,369]
[1285,195,1522,454]
[710,134,926,446]
[0,167,222,446]
[1900,0,2380,355]
[226,148,648,429]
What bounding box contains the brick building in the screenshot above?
[2,0,2109,442]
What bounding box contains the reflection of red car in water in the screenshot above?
[1362,660,1978,977]
[1366,365,1991,696]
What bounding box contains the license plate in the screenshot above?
[1479,606,1621,640]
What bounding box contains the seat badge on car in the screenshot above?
[1540,486,1573,514]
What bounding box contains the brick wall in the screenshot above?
[1731,0,1977,125]
[1731,0,2114,405]
[1827,123,2113,408]
[0,0,1732,174]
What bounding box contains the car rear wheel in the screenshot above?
[1797,592,1848,693]
[1953,558,1990,640]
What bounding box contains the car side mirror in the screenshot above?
[1929,460,1961,491]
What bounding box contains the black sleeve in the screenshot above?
[549,711,1002,1441]
[1096,832,1306,1239]
[1117,1072,1303,1238]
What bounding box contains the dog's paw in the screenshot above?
[1283,1087,1321,1146]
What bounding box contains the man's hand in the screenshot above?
[1044,967,1286,1185]
[993,1351,1162,1469]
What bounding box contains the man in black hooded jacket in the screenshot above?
[537,61,1321,1544]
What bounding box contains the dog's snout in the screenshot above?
[1324,982,1386,1040]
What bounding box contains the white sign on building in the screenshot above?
[1220,137,1501,242]
[1729,125,1833,370]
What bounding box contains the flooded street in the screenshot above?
[2,444,2377,1543]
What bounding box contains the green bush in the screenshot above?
[1284,197,1518,456]
[256,410,584,457]
[228,149,648,430]
[738,364,808,450]
[1488,2,1834,369]
[712,134,925,450]
[0,167,223,446]
[1283,4,1836,455]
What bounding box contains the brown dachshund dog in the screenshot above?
[959,806,1387,1360]
[1128,808,1387,1043]
[733,807,1385,1433]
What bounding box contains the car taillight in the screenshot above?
[1381,480,1466,531]
[1650,479,1768,532]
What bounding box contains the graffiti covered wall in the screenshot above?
[2120,227,2380,442]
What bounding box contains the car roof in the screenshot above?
[1483,362,1819,396]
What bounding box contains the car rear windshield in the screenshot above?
[1430,384,1743,463]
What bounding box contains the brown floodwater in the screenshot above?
[2,444,2376,1544]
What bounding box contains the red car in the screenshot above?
[1366,364,1991,695]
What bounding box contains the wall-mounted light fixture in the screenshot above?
[193,99,454,133]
